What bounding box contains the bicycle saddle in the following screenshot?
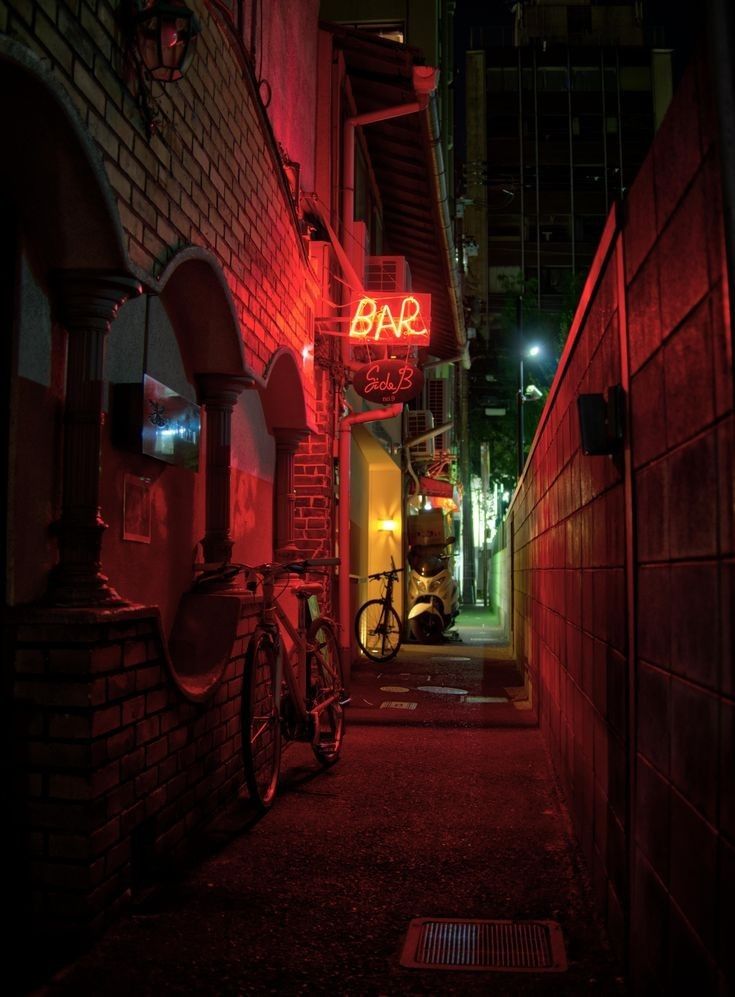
[291,582,323,598]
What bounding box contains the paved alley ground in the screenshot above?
[24,618,626,996]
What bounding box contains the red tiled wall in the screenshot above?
[508,50,734,991]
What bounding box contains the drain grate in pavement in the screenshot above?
[400,918,567,972]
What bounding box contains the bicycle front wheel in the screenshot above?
[242,629,282,809]
[355,599,402,662]
[307,618,345,767]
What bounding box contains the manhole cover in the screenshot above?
[380,685,410,693]
[416,686,468,696]
[400,918,567,972]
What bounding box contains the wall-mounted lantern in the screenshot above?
[131,0,200,82]
[577,385,625,456]
[378,519,397,534]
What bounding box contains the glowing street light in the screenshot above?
[518,343,544,477]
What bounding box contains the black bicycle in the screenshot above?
[354,557,404,662]
[195,556,344,810]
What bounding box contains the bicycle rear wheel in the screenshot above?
[307,618,344,766]
[355,599,402,662]
[242,629,282,809]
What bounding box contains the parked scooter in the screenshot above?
[407,536,460,643]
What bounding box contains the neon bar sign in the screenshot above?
[348,293,431,346]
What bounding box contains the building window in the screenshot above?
[489,266,522,293]
[620,66,652,91]
[540,265,573,295]
[489,215,522,242]
[537,67,569,92]
[488,113,519,138]
[487,67,519,92]
[574,215,606,243]
[572,67,600,92]
[567,6,592,34]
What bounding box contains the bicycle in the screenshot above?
[194,556,344,810]
[354,556,404,663]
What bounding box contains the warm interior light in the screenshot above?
[377,519,397,533]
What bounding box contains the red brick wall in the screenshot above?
[508,51,734,991]
[11,604,260,938]
[3,0,338,942]
[2,0,318,397]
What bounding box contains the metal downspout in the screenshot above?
[338,402,403,683]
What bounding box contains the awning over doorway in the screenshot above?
[324,23,466,362]
[409,475,454,498]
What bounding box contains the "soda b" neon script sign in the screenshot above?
[348,293,431,346]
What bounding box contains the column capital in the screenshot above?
[273,426,310,451]
[51,270,142,333]
[197,372,256,408]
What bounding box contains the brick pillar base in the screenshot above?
[8,605,167,942]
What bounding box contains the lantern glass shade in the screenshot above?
[135,1,200,82]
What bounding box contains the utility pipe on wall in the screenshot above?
[338,402,403,682]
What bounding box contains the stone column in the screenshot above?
[48,270,141,607]
[197,373,254,565]
[273,427,308,557]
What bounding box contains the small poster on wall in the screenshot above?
[123,473,152,544]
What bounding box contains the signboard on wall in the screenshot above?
[142,375,200,469]
[348,293,431,346]
[112,375,200,470]
[352,360,424,405]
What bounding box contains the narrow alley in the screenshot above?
[25,621,624,996]
[3,2,734,994]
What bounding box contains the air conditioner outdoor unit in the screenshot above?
[366,256,412,292]
[426,378,450,452]
[406,410,435,460]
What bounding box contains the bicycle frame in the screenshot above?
[256,567,342,741]
[354,559,404,663]
[195,554,342,809]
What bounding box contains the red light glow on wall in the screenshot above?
[348,293,431,346]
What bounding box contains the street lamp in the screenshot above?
[131,0,201,82]
[517,344,543,477]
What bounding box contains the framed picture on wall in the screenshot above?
[123,473,152,544]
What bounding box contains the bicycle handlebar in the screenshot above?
[193,557,340,589]
[367,566,404,581]
[293,557,340,568]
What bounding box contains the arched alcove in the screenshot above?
[145,249,259,701]
[259,348,314,554]
[158,247,253,381]
[260,346,312,433]
[0,40,127,276]
[0,41,132,606]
